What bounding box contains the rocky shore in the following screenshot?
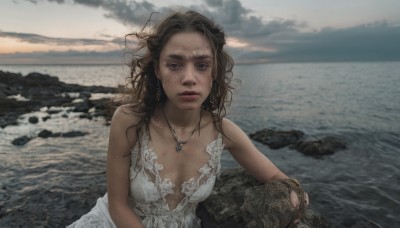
[0,71,382,227]
[0,70,116,130]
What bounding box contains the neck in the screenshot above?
[161,102,201,129]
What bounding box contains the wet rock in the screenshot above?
[61,131,87,137]
[38,129,53,138]
[0,70,116,128]
[79,113,92,120]
[197,167,329,228]
[0,115,18,128]
[249,128,305,149]
[46,130,87,138]
[47,109,62,114]
[91,98,110,110]
[0,82,18,97]
[79,91,91,99]
[291,136,347,157]
[0,97,41,117]
[51,132,62,137]
[12,136,32,146]
[73,100,92,113]
[28,116,39,124]
[42,116,51,121]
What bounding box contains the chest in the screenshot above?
[147,136,216,186]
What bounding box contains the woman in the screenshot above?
[68,10,308,228]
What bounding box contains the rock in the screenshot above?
[91,98,110,110]
[0,97,41,117]
[42,116,51,121]
[12,136,32,146]
[47,109,62,115]
[38,129,53,138]
[197,167,329,228]
[291,136,346,157]
[79,113,92,120]
[79,91,91,99]
[249,128,305,149]
[0,115,18,128]
[28,116,39,124]
[73,100,92,113]
[51,133,62,137]
[0,82,18,97]
[0,70,117,128]
[61,131,87,137]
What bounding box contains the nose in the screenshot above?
[182,65,196,85]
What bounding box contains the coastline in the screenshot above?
[1,68,398,227]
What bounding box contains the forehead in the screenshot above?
[160,32,213,58]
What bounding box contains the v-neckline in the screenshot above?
[143,134,221,211]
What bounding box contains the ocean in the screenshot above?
[1,62,399,227]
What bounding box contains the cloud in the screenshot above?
[232,21,400,62]
[24,0,301,36]
[9,0,400,63]
[0,49,124,64]
[0,31,114,46]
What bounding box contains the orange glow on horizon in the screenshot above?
[227,37,249,48]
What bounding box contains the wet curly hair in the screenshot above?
[114,10,234,135]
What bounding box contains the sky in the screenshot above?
[1,0,400,64]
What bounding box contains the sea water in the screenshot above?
[1,62,399,227]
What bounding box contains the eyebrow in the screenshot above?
[166,53,213,60]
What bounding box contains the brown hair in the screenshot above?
[114,10,234,141]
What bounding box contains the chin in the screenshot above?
[177,103,203,111]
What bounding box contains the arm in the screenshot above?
[222,118,288,182]
[222,118,309,224]
[106,106,144,228]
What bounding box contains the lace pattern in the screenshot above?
[129,129,223,224]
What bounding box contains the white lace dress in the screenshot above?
[67,131,224,228]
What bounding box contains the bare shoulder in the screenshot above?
[221,117,248,149]
[111,104,142,127]
[108,104,145,148]
[221,117,240,133]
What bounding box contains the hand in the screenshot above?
[289,190,309,224]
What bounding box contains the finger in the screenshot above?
[290,190,300,208]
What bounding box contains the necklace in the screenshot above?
[161,107,202,152]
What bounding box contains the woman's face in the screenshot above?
[156,31,214,111]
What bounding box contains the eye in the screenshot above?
[197,62,210,71]
[167,63,180,71]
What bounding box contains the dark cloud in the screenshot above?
[23,0,300,36]
[23,0,158,25]
[204,0,223,7]
[232,21,400,62]
[90,0,157,25]
[186,0,302,38]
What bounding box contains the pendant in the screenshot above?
[176,143,183,152]
[176,141,186,152]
